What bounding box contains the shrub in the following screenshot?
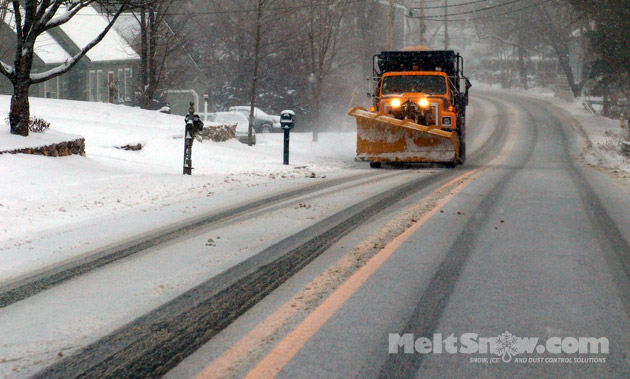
[3,115,51,133]
[29,117,50,133]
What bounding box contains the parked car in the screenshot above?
[209,111,256,145]
[228,106,281,133]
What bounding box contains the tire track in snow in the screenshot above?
[0,171,398,309]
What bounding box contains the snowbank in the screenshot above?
[0,128,82,152]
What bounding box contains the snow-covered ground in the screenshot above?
[2,87,629,281]
[0,96,360,279]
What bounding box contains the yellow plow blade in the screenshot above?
[348,107,459,163]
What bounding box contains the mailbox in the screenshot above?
[183,102,203,175]
[280,110,295,165]
[280,110,296,130]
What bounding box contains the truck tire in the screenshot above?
[370,162,382,168]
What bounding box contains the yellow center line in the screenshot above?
[243,123,517,378]
[196,170,476,379]
[242,169,485,379]
[200,119,517,379]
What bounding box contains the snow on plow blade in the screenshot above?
[348,107,459,163]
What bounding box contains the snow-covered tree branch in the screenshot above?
[31,5,125,83]
[42,2,88,31]
[1,0,151,136]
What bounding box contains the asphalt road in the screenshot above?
[175,91,630,378]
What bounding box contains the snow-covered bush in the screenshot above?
[4,115,50,133]
[29,118,50,133]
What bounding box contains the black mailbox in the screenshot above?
[280,110,296,130]
[280,110,295,165]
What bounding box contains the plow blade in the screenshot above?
[349,107,459,164]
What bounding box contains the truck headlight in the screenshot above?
[441,116,452,126]
[391,99,401,108]
[419,98,429,108]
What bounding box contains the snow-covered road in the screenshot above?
[1,89,629,377]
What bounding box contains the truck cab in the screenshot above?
[376,71,457,131]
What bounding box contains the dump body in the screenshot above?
[350,49,470,166]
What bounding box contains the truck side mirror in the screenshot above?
[459,78,467,93]
[460,78,471,105]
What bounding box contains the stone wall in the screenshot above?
[0,138,86,157]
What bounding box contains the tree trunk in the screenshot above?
[148,8,157,99]
[248,0,263,147]
[140,7,149,109]
[518,34,528,90]
[312,91,320,142]
[557,53,579,97]
[10,80,30,136]
[312,78,322,142]
[602,84,609,117]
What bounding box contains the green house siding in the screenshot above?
[15,61,138,104]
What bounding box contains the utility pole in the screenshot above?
[419,0,425,45]
[444,0,449,49]
[386,0,395,50]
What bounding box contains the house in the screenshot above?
[0,5,139,104]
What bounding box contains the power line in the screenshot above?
[6,0,546,23]
[421,0,527,19]
[410,0,488,11]
[424,0,551,22]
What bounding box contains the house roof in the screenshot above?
[1,5,138,65]
[2,12,71,65]
[34,32,73,65]
[58,5,139,62]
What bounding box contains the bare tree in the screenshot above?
[247,0,268,146]
[474,0,542,89]
[303,0,348,142]
[0,0,146,136]
[187,0,386,134]
[567,0,630,101]
[202,0,280,146]
[474,0,585,95]
[135,0,181,109]
[536,1,585,97]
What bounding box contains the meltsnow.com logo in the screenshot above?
[389,331,609,363]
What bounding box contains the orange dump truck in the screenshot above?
[349,49,471,167]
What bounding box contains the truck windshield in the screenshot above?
[381,75,447,95]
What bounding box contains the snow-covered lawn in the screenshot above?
[0,96,359,249]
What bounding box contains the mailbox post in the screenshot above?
[280,110,296,165]
[183,102,204,175]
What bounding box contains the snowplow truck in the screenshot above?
[349,50,471,167]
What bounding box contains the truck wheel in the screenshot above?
[260,124,273,133]
[370,162,382,168]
